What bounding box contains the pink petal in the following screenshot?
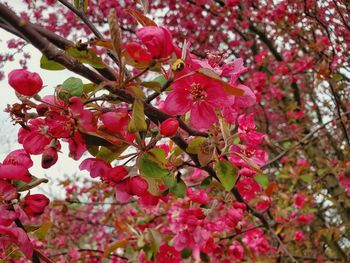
[0,165,31,182]
[3,149,33,169]
[190,102,217,131]
[163,90,192,115]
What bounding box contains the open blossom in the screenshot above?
[0,150,33,182]
[164,73,233,130]
[0,226,33,259]
[156,244,182,263]
[242,228,271,255]
[228,241,245,261]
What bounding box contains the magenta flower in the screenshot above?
[125,26,174,62]
[22,194,50,217]
[0,150,33,182]
[164,73,233,130]
[8,69,43,96]
[136,26,174,59]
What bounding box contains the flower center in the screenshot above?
[189,82,207,101]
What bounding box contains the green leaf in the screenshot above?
[96,145,128,163]
[128,99,147,133]
[13,176,49,192]
[148,148,166,165]
[277,172,289,179]
[186,137,206,154]
[40,55,65,70]
[34,221,53,241]
[300,174,312,183]
[83,0,88,12]
[149,229,161,255]
[254,173,269,190]
[163,174,176,189]
[181,248,192,259]
[332,73,343,82]
[66,47,105,68]
[59,77,84,101]
[138,152,169,179]
[140,81,162,92]
[83,83,96,93]
[215,160,237,191]
[169,179,186,198]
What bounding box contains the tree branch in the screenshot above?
[262,110,350,169]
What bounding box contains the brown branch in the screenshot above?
[57,0,120,67]
[0,3,108,85]
[329,81,350,147]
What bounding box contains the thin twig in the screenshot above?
[261,110,350,169]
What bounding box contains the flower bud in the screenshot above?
[160,118,179,137]
[23,194,50,217]
[127,176,148,196]
[41,147,58,169]
[36,103,49,116]
[105,166,128,183]
[8,69,43,96]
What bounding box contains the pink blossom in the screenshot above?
[0,205,18,226]
[164,73,232,130]
[156,244,182,263]
[8,69,43,96]
[79,158,111,178]
[228,241,245,261]
[136,26,174,59]
[0,180,17,201]
[338,172,350,197]
[242,228,270,255]
[236,178,262,202]
[294,229,305,242]
[186,188,209,204]
[293,193,306,209]
[0,226,33,259]
[23,194,50,217]
[296,213,314,224]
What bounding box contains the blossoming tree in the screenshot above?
[0,0,349,262]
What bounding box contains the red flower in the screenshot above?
[125,26,174,62]
[101,109,130,133]
[164,73,232,130]
[0,226,33,259]
[105,166,128,184]
[8,69,43,96]
[23,194,50,217]
[0,150,33,182]
[160,118,179,137]
[156,244,182,263]
[126,176,148,197]
[136,26,174,59]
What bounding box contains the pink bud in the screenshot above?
[105,166,128,183]
[41,147,58,169]
[8,69,43,96]
[160,118,179,137]
[127,176,148,196]
[23,194,50,217]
